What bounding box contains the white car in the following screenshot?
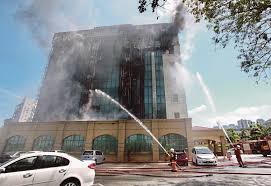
[81,150,105,164]
[192,146,217,166]
[0,152,95,186]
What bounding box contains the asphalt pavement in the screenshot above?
[94,154,271,186]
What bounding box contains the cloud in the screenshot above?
[0,88,23,100]
[208,105,271,125]
[188,104,207,115]
[196,72,217,112]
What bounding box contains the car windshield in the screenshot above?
[196,148,212,154]
[83,151,93,155]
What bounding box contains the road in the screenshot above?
[94,155,271,186]
[95,174,271,186]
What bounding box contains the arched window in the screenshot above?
[125,134,152,153]
[92,135,118,155]
[32,135,54,151]
[4,135,26,152]
[159,133,188,152]
[62,135,85,152]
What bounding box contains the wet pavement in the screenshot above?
[94,155,271,185]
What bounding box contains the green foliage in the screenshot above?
[226,128,240,143]
[240,129,250,140]
[249,123,271,139]
[139,0,271,82]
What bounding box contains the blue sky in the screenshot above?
[0,0,270,127]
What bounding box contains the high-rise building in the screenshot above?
[256,118,265,125]
[34,23,188,122]
[237,119,252,129]
[11,97,37,122]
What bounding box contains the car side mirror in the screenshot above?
[0,168,5,173]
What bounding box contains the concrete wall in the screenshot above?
[0,119,192,162]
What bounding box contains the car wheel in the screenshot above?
[61,179,80,186]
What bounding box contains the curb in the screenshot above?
[183,170,271,176]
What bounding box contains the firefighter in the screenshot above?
[234,145,245,167]
[169,148,178,172]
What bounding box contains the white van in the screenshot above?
[81,150,105,164]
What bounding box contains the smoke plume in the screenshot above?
[15,0,95,48]
[16,1,189,122]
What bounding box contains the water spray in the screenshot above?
[95,89,170,156]
[216,121,234,147]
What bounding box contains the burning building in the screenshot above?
[34,23,188,122]
[0,24,226,163]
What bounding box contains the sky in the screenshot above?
[0,0,270,127]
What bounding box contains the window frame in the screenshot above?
[36,155,70,169]
[4,156,39,173]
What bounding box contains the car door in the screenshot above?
[0,156,38,186]
[33,155,70,186]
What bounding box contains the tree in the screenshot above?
[139,0,271,82]
[240,129,250,140]
[248,123,271,140]
[249,124,262,140]
[226,128,240,143]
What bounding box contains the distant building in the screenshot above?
[11,97,37,122]
[265,118,271,127]
[222,125,229,129]
[256,119,265,125]
[228,124,237,129]
[237,119,252,129]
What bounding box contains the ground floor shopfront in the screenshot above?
[0,119,226,162]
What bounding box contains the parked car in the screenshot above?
[0,151,95,186]
[0,153,12,164]
[192,146,217,166]
[176,151,188,166]
[49,150,66,153]
[81,150,105,164]
[6,151,27,159]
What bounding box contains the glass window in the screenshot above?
[174,112,180,119]
[92,135,117,155]
[39,155,69,168]
[83,151,93,155]
[39,155,57,168]
[95,151,103,155]
[32,135,54,151]
[5,156,38,173]
[62,135,85,152]
[159,134,188,153]
[172,94,178,103]
[4,135,26,153]
[125,134,152,153]
[55,157,69,166]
